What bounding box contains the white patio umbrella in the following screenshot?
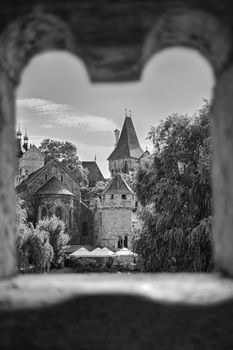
[116,248,138,257]
[89,247,115,258]
[69,247,91,258]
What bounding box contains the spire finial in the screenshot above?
[129,110,132,118]
[94,154,97,162]
[125,108,128,117]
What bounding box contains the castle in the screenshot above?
[16,111,147,250]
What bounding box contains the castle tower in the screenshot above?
[97,173,134,250]
[108,110,144,176]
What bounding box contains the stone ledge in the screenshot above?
[1,274,233,350]
[1,273,233,309]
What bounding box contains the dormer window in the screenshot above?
[110,194,114,200]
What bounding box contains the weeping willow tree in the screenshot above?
[37,215,70,267]
[135,100,213,272]
[16,198,54,272]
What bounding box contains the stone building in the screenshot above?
[94,173,136,250]
[15,129,44,186]
[16,158,93,244]
[108,111,144,176]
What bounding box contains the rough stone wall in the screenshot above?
[19,146,44,180]
[99,208,132,250]
[109,158,138,175]
[0,70,16,278]
[35,194,74,231]
[26,161,80,201]
[97,193,133,249]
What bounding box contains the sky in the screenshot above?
[16,47,215,178]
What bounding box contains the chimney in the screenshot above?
[114,129,120,148]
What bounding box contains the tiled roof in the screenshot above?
[82,161,105,186]
[108,116,144,161]
[16,158,78,193]
[103,173,133,194]
[35,177,75,196]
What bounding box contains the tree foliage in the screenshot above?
[39,139,88,185]
[81,180,107,207]
[16,198,54,272]
[37,215,70,267]
[135,100,213,272]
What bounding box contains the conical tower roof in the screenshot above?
[108,116,144,161]
[103,173,133,194]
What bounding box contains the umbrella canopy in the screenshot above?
[89,247,115,257]
[69,247,91,258]
[116,248,137,257]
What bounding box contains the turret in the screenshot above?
[23,129,29,151]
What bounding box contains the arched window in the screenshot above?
[55,207,62,220]
[118,236,123,249]
[41,207,47,220]
[69,208,73,229]
[124,236,128,248]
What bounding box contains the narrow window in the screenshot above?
[111,194,114,200]
[69,208,73,229]
[124,236,128,248]
[118,236,123,248]
[61,174,64,183]
[55,207,62,220]
[41,207,47,220]
[45,174,48,182]
[122,194,126,200]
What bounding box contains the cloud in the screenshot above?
[17,98,117,132]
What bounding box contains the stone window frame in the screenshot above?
[0,7,233,278]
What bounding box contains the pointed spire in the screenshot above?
[16,122,22,139]
[24,128,28,141]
